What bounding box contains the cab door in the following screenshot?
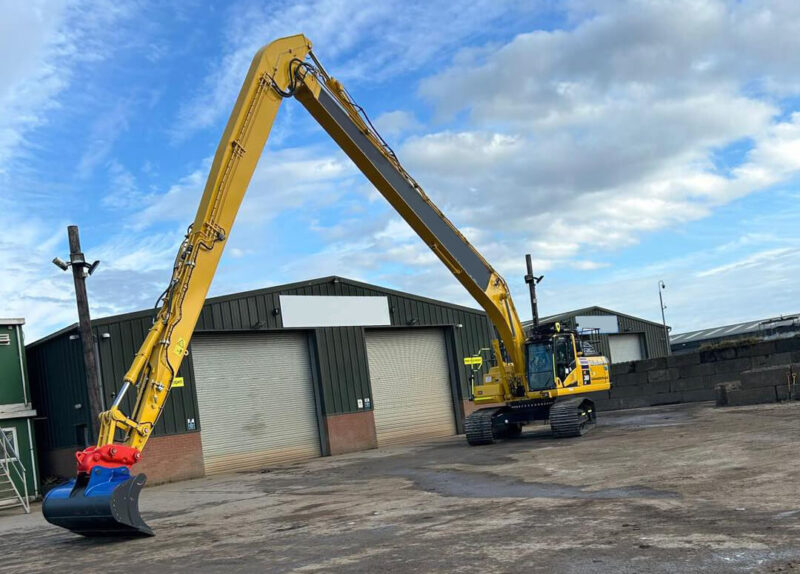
[553,335,577,386]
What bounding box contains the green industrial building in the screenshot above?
[27,277,495,484]
[523,306,671,363]
[0,318,39,510]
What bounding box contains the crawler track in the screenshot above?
[465,407,502,445]
[550,398,595,438]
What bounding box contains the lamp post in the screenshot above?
[53,225,103,441]
[524,253,544,327]
[658,280,671,355]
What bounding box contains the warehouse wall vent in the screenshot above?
[0,334,9,345]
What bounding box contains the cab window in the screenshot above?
[526,340,555,391]
[554,335,576,382]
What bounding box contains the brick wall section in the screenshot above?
[135,432,205,484]
[39,432,205,488]
[593,336,800,412]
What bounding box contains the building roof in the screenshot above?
[521,305,666,330]
[0,318,25,325]
[28,276,486,347]
[670,314,800,344]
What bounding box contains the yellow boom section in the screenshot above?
[96,34,527,452]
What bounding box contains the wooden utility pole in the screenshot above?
[56,226,103,440]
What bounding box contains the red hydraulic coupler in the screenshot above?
[75,445,142,474]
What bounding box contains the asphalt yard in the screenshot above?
[2,402,799,573]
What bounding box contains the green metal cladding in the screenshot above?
[27,277,496,448]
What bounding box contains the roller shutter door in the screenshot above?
[365,329,456,446]
[191,333,320,474]
[608,334,644,364]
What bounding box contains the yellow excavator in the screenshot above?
[42,34,610,537]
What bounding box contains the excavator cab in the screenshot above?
[525,321,580,391]
[525,329,588,392]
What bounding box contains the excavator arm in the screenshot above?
[43,34,528,536]
[295,55,527,386]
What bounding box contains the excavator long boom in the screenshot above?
[43,34,527,536]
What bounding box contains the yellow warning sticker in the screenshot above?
[463,356,483,366]
[172,377,185,388]
[173,338,187,357]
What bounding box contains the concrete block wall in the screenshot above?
[592,336,800,412]
[717,364,798,406]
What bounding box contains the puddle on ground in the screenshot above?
[398,469,677,500]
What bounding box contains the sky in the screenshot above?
[2,0,799,342]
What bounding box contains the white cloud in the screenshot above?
[570,260,610,271]
[396,1,800,261]
[238,1,800,332]
[131,161,209,230]
[77,102,132,179]
[103,160,143,209]
[0,1,146,340]
[8,0,800,342]
[131,146,357,231]
[0,1,136,177]
[0,197,182,341]
[0,1,68,175]
[422,0,800,122]
[173,0,540,139]
[695,247,795,278]
[543,239,800,334]
[373,111,422,137]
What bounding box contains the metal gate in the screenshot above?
[365,329,456,446]
[191,332,320,474]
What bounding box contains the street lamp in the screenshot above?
[52,256,100,276]
[658,280,671,355]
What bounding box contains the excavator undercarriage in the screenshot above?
[465,398,596,446]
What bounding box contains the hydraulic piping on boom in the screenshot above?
[43,34,610,537]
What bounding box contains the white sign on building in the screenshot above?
[575,314,619,334]
[279,295,391,328]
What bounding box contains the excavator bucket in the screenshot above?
[42,466,153,537]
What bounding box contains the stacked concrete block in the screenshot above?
[751,352,795,369]
[593,336,800,413]
[716,364,798,407]
[600,360,683,411]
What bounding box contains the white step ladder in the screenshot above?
[0,431,29,514]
